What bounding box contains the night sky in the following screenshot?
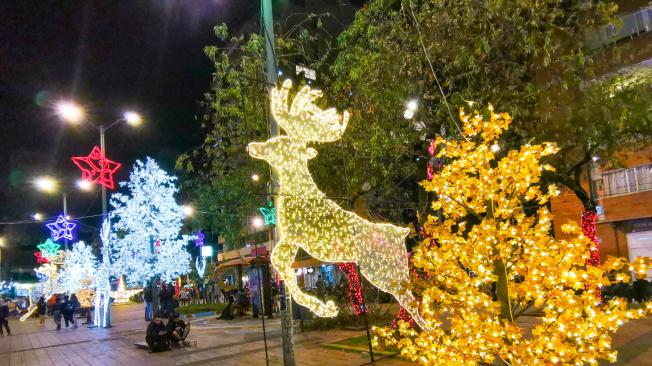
[0,0,361,279]
[0,0,257,276]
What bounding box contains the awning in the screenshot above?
[218,258,244,268]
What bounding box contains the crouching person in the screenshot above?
[167,311,190,347]
[146,312,170,352]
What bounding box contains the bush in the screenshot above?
[176,303,227,316]
[129,290,144,303]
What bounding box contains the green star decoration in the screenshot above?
[37,238,61,259]
[258,201,276,226]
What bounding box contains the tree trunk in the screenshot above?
[494,258,513,322]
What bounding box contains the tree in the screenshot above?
[375,105,651,365]
[110,158,191,285]
[176,25,270,247]
[60,241,97,294]
[329,0,652,214]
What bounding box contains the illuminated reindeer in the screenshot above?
[248,80,426,328]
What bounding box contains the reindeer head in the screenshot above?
[271,80,349,143]
[248,136,318,168]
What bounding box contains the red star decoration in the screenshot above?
[34,252,50,264]
[71,146,122,190]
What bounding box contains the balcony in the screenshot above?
[593,162,652,198]
[586,7,652,49]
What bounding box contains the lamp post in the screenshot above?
[0,237,5,282]
[56,101,142,328]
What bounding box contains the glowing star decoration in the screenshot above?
[37,238,62,259]
[46,215,76,241]
[71,146,122,190]
[34,251,50,264]
[194,231,205,247]
[258,202,276,226]
[247,80,426,328]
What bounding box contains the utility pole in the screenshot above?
[262,1,295,365]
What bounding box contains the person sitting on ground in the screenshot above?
[145,312,170,352]
[166,311,190,346]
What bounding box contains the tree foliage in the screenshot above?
[375,105,652,366]
[110,158,191,285]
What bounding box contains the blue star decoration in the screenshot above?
[37,238,61,259]
[46,215,77,241]
[258,201,276,226]
[195,231,205,247]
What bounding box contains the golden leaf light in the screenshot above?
[248,80,426,328]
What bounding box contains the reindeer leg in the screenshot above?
[272,238,338,317]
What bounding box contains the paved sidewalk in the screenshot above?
[0,304,410,366]
[0,304,649,366]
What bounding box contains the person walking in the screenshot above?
[61,294,77,329]
[144,285,153,321]
[52,296,63,330]
[0,298,11,336]
[37,296,46,324]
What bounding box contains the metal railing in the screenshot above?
[593,162,652,197]
[586,7,652,48]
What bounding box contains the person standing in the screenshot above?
[144,285,153,321]
[37,296,46,324]
[0,298,11,336]
[151,281,160,314]
[61,295,77,329]
[159,285,170,316]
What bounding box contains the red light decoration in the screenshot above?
[581,210,601,266]
[337,262,365,315]
[581,209,602,301]
[71,146,121,190]
[392,306,416,328]
[34,251,50,264]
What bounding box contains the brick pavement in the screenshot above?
[0,304,649,366]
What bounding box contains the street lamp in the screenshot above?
[34,176,58,193]
[55,101,85,124]
[251,173,260,182]
[55,102,143,329]
[253,216,264,229]
[182,204,195,217]
[33,213,44,221]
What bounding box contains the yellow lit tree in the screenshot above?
[375,106,651,365]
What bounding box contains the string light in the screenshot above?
[196,256,207,278]
[46,215,77,241]
[60,241,97,294]
[248,80,425,328]
[71,146,122,190]
[374,105,652,365]
[111,276,141,304]
[337,263,364,315]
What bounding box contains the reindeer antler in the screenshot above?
[271,80,349,143]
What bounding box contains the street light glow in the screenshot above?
[251,173,260,182]
[55,101,85,124]
[124,111,143,126]
[76,179,93,191]
[252,216,264,228]
[34,176,58,193]
[407,99,418,112]
[33,213,44,221]
[182,205,194,217]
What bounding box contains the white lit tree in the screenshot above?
[109,157,191,285]
[60,241,97,293]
